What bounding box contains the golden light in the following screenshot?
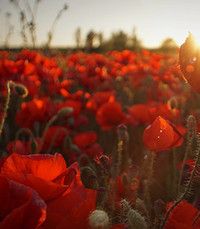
[190,32,200,48]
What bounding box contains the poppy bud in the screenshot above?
[99,155,111,169]
[127,209,147,229]
[187,115,196,138]
[168,96,178,110]
[57,107,73,118]
[89,209,109,229]
[80,166,98,189]
[120,199,131,211]
[14,83,28,98]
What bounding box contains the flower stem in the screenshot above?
[0,81,13,138]
[160,133,200,229]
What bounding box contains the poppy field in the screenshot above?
[1,34,200,229]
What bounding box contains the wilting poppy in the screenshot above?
[0,153,70,201]
[179,33,200,93]
[0,176,46,229]
[165,201,200,228]
[143,116,183,152]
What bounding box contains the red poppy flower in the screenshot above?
[149,103,179,123]
[179,33,200,93]
[86,91,115,113]
[0,153,70,201]
[15,98,53,129]
[7,140,30,155]
[96,101,126,130]
[0,176,46,229]
[72,132,103,158]
[128,104,151,124]
[56,99,81,118]
[41,125,68,151]
[73,131,97,148]
[165,201,200,229]
[42,162,97,229]
[143,116,183,152]
[110,170,138,210]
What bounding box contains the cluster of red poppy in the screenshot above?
[1,39,200,228]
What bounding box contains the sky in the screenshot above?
[1,0,200,48]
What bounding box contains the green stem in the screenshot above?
[36,114,58,153]
[172,148,177,196]
[111,139,123,223]
[47,127,69,154]
[12,128,35,153]
[160,133,200,229]
[144,151,156,207]
[178,137,192,194]
[192,212,200,226]
[0,81,13,138]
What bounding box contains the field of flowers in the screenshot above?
[1,34,200,228]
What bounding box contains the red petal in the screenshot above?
[0,176,46,229]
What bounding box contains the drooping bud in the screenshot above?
[89,209,109,229]
[14,83,28,98]
[127,209,147,229]
[57,107,73,118]
[168,96,178,110]
[80,166,98,189]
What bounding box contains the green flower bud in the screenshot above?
[127,209,147,229]
[57,107,73,117]
[14,83,28,98]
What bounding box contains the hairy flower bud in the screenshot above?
[89,210,109,229]
[127,209,147,229]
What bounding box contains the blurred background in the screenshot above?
[1,0,200,52]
